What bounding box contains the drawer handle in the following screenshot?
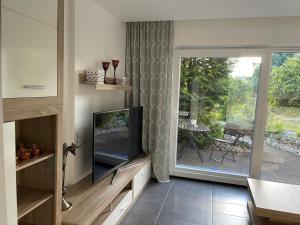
[22,85,46,89]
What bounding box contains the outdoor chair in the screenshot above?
[209,135,240,164]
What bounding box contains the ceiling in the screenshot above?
[95,0,300,22]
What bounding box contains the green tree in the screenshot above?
[272,53,294,68]
[179,57,235,145]
[179,57,234,120]
[269,58,300,107]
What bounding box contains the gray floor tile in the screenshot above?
[212,184,249,205]
[156,215,203,225]
[171,177,213,200]
[165,193,212,212]
[160,203,213,225]
[120,180,171,225]
[213,213,250,225]
[142,180,172,200]
[212,201,248,218]
[121,177,252,225]
[120,212,157,225]
[129,197,164,215]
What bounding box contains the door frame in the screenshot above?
[169,47,273,186]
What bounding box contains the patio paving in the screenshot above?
[177,143,300,185]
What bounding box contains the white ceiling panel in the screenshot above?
[94,0,300,22]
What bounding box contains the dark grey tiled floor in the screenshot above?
[121,177,250,225]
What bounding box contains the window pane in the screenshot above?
[176,56,261,176]
[261,52,300,184]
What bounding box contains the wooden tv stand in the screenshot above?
[62,155,151,225]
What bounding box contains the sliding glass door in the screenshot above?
[170,49,271,184]
[261,52,300,185]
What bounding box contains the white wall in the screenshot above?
[65,0,126,184]
[64,13,300,184]
[174,17,300,47]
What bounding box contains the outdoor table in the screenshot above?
[224,123,253,143]
[177,119,210,162]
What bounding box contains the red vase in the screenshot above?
[102,61,110,84]
[112,60,119,85]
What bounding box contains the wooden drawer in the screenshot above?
[133,160,151,199]
[102,190,132,225]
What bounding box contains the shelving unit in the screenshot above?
[17,186,53,220]
[16,153,55,172]
[1,1,64,224]
[15,115,59,225]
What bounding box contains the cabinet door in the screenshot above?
[1,1,57,98]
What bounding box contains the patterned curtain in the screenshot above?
[125,21,174,182]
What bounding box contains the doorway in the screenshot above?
[170,48,271,185]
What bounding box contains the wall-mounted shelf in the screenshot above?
[16,153,55,172]
[17,186,53,220]
[81,82,132,91]
[79,73,132,91]
[96,83,132,91]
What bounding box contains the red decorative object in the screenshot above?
[102,61,110,84]
[112,60,119,85]
[32,144,42,157]
[16,142,42,165]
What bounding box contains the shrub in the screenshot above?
[266,121,285,134]
[269,58,300,107]
[296,130,300,138]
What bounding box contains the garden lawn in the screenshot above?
[267,107,300,132]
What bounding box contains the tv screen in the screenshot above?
[93,107,143,182]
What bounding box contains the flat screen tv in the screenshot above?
[93,107,143,183]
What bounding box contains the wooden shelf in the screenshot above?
[80,82,132,91]
[19,222,34,225]
[96,83,132,91]
[16,153,55,172]
[79,74,132,91]
[17,186,53,220]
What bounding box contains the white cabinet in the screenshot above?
[1,0,57,98]
[133,160,151,199]
[1,0,57,27]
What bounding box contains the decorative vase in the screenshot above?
[102,61,110,84]
[112,60,119,85]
